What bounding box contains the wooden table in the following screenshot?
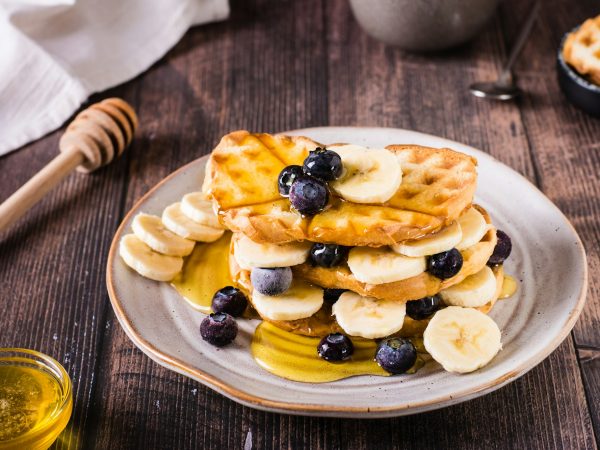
[1,0,598,448]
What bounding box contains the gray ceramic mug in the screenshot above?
[348,0,501,51]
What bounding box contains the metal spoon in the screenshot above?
[470,0,541,100]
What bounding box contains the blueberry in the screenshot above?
[428,248,463,279]
[289,176,329,215]
[317,333,354,362]
[406,295,442,320]
[200,313,238,347]
[278,165,303,197]
[323,288,346,304]
[251,267,292,295]
[375,338,417,374]
[488,230,512,265]
[303,148,343,181]
[211,286,248,317]
[310,243,349,267]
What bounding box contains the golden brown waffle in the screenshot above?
[231,251,503,339]
[265,267,504,338]
[373,144,477,219]
[294,205,496,302]
[230,205,496,303]
[203,131,478,247]
[563,15,600,85]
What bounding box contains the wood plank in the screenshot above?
[0,92,133,448]
[87,326,595,449]
[500,0,600,438]
[85,1,596,449]
[0,0,595,448]
[85,1,332,448]
[323,0,596,448]
[326,0,537,181]
[328,3,593,448]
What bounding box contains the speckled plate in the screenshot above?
[106,127,587,418]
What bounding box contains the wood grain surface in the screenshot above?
[0,0,598,448]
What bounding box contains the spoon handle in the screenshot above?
[498,0,541,85]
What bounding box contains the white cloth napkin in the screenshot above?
[0,0,229,156]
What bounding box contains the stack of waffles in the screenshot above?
[203,131,505,347]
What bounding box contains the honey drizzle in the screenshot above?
[500,275,518,299]
[170,234,519,383]
[251,322,426,383]
[171,232,233,314]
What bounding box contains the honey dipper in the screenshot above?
[0,98,138,233]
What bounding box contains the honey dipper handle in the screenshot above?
[0,147,84,233]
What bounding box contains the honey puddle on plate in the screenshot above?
[251,322,427,383]
[171,232,234,314]
[170,232,517,383]
[500,275,517,299]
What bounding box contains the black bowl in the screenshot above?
[557,28,600,117]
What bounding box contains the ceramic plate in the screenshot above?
[106,127,587,418]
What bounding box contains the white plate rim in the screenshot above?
[106,126,588,417]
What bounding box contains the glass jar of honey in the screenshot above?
[0,349,72,450]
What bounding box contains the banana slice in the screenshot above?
[330,144,402,204]
[119,234,183,281]
[392,221,462,257]
[456,207,488,250]
[162,202,224,242]
[234,234,310,269]
[181,192,225,229]
[132,213,195,256]
[424,306,502,373]
[332,292,406,339]
[439,266,497,307]
[347,246,426,284]
[252,280,324,321]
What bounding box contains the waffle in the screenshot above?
[293,205,496,302]
[563,15,600,85]
[230,205,496,303]
[232,252,503,339]
[203,131,478,247]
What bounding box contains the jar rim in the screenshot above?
[0,348,73,445]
